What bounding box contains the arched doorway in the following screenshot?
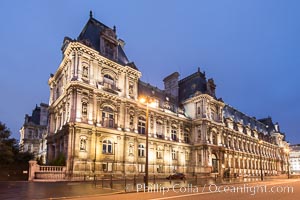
[212,153,218,173]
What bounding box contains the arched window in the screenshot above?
[212,153,218,173]
[102,107,114,128]
[138,116,146,134]
[102,139,112,154]
[138,144,145,157]
[80,136,87,151]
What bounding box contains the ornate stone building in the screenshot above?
[289,144,300,174]
[20,103,48,164]
[47,12,289,178]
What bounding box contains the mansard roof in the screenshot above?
[178,69,209,102]
[77,13,132,67]
[223,105,286,141]
[258,117,277,133]
[138,80,178,113]
[24,103,49,126]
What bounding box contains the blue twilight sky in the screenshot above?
[0,0,299,144]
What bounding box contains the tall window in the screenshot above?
[82,102,88,117]
[185,151,190,160]
[197,106,201,115]
[80,136,87,151]
[102,162,113,172]
[157,146,162,159]
[157,165,163,173]
[184,129,189,143]
[172,149,177,160]
[156,121,163,138]
[138,116,146,134]
[171,127,177,141]
[211,110,216,121]
[102,139,112,154]
[102,107,114,128]
[212,133,217,145]
[82,66,89,78]
[138,164,145,172]
[138,144,145,157]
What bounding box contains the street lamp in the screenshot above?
[113,142,117,172]
[259,140,263,181]
[285,148,290,179]
[139,96,152,188]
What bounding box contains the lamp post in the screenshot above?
[113,142,117,172]
[259,140,263,181]
[139,97,151,188]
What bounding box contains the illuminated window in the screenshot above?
[102,139,112,154]
[102,107,114,128]
[138,144,145,157]
[171,127,177,141]
[138,116,146,134]
[157,146,163,159]
[172,149,177,160]
[156,121,163,138]
[138,164,145,172]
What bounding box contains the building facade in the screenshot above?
[47,12,289,178]
[289,144,300,174]
[20,103,48,164]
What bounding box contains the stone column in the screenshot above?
[28,160,38,181]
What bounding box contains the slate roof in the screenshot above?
[77,14,133,68]
[24,104,48,126]
[223,105,286,143]
[178,70,208,102]
[138,80,178,113]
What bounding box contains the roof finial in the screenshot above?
[89,10,93,18]
[113,25,116,33]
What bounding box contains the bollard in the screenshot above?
[94,175,97,187]
[110,175,113,189]
[134,175,136,186]
[124,176,127,192]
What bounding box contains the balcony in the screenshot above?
[98,81,120,94]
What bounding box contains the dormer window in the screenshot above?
[104,40,116,59]
[100,28,118,60]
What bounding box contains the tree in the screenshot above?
[0,122,18,164]
[0,121,34,165]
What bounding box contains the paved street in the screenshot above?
[0,181,121,200]
[69,179,300,200]
[0,177,298,200]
